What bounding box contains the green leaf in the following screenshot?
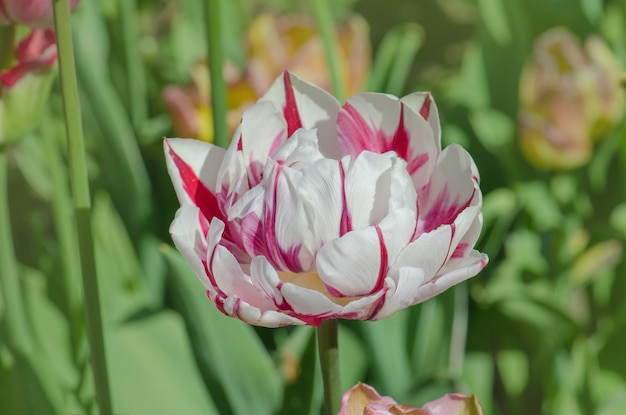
[496,349,528,397]
[477,0,512,45]
[92,193,150,324]
[339,325,367,393]
[358,309,412,397]
[162,245,283,415]
[276,327,321,415]
[463,352,494,415]
[107,311,219,415]
[516,181,563,231]
[469,107,515,154]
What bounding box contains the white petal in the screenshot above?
[280,282,343,318]
[169,204,211,288]
[316,226,385,297]
[413,250,488,304]
[390,225,452,282]
[373,268,426,320]
[342,151,416,231]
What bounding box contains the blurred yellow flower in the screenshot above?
[163,12,371,143]
[518,27,624,170]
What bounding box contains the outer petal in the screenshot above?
[339,383,388,415]
[337,92,438,190]
[164,138,226,219]
[259,71,342,158]
[401,91,441,151]
[422,393,484,415]
[3,0,80,28]
[169,204,212,289]
[374,225,452,320]
[414,144,477,236]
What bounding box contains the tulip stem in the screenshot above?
[205,0,229,148]
[52,1,113,414]
[318,319,341,415]
[312,0,345,102]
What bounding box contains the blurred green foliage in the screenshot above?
[1,0,625,414]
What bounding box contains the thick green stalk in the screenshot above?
[52,1,113,414]
[205,0,229,148]
[318,320,341,415]
[312,0,345,102]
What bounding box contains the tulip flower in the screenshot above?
[0,29,57,143]
[0,0,81,28]
[163,12,370,143]
[339,383,484,415]
[165,72,487,327]
[518,27,624,170]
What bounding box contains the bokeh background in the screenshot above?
[1,0,626,414]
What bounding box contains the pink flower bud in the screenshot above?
[339,383,484,415]
[0,29,57,142]
[0,0,81,28]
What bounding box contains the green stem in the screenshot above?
[312,0,345,102]
[0,148,32,356]
[205,0,229,148]
[317,319,341,415]
[52,1,113,414]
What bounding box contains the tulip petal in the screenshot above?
[401,92,441,150]
[337,93,438,190]
[164,138,226,222]
[342,151,417,231]
[415,144,476,236]
[260,72,342,158]
[373,225,452,319]
[316,226,386,297]
[169,205,211,288]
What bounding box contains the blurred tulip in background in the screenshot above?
[518,27,624,170]
[0,29,57,143]
[0,0,81,28]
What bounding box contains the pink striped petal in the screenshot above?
[164,138,226,221]
[415,144,477,237]
[337,93,438,190]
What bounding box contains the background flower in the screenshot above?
[517,27,624,170]
[0,29,57,143]
[0,0,81,28]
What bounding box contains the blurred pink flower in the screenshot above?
[339,383,484,415]
[165,72,487,327]
[0,0,81,28]
[1,29,57,142]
